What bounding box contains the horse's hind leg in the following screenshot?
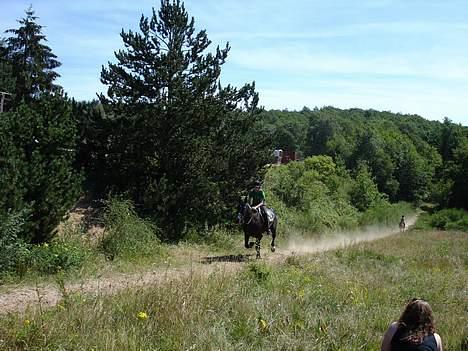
[270,223,277,252]
[255,237,261,259]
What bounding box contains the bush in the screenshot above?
[429,208,468,231]
[29,241,86,274]
[0,210,31,278]
[100,197,162,260]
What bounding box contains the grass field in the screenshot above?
[0,229,466,350]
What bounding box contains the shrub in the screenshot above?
[0,210,31,278]
[100,197,161,260]
[29,241,86,274]
[429,208,468,231]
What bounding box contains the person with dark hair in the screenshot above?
[381,298,443,351]
[248,180,271,235]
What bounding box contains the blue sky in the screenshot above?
[1,0,467,125]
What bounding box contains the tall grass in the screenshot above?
[1,229,466,350]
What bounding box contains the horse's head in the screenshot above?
[237,199,258,225]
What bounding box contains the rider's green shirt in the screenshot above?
[248,189,265,206]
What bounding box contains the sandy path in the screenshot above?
[0,216,416,315]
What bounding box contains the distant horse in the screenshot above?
[238,200,277,259]
[399,215,406,231]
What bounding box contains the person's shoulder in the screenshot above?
[433,333,442,350]
[386,322,399,337]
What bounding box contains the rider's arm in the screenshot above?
[252,200,264,210]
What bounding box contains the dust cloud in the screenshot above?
[284,215,417,254]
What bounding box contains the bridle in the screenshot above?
[238,203,257,225]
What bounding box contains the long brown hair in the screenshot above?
[397,298,436,344]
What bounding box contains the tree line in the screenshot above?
[1,1,467,246]
[263,107,468,210]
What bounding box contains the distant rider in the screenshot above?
[248,180,271,235]
[399,215,406,231]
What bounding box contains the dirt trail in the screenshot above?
[0,216,416,315]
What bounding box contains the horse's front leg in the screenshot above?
[255,237,261,259]
[244,232,254,249]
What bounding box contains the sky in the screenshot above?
[1,0,467,125]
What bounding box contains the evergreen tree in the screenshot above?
[0,39,15,112]
[99,0,268,239]
[0,94,82,243]
[0,39,15,91]
[5,6,61,105]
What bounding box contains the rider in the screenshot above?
[248,180,271,235]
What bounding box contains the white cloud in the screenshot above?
[229,47,468,82]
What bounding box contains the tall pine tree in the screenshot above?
[99,0,270,239]
[1,7,81,243]
[5,6,61,105]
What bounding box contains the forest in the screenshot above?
[1,1,467,277]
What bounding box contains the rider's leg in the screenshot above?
[262,206,271,235]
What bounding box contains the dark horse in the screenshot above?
[237,200,277,259]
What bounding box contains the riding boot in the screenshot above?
[261,207,272,235]
[265,217,272,235]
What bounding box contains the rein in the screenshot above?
[245,215,253,225]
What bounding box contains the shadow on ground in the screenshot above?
[200,254,254,264]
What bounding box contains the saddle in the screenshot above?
[265,208,276,226]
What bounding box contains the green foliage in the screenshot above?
[262,106,466,206]
[359,201,413,227]
[350,162,384,211]
[0,39,15,110]
[29,241,86,274]
[265,157,362,234]
[261,109,309,153]
[94,0,269,240]
[428,208,468,231]
[4,6,61,105]
[0,94,82,243]
[446,137,468,209]
[100,197,162,260]
[266,156,416,234]
[0,211,89,278]
[0,209,31,278]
